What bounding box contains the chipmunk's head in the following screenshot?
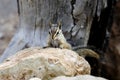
[49,22,62,40]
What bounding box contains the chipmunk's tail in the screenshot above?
[75,49,100,59]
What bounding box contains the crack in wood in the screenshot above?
[69,0,76,40]
[34,0,38,41]
[17,0,20,15]
[71,0,76,26]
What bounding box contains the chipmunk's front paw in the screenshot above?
[59,45,64,49]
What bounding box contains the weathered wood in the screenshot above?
[71,0,97,46]
[0,0,107,63]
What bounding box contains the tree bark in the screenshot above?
[0,0,106,63]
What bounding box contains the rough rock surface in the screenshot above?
[0,47,90,80]
[52,75,107,80]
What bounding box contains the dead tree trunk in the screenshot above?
[0,0,106,63]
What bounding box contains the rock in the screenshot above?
[0,47,90,80]
[52,75,107,80]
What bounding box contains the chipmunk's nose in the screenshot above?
[52,36,54,39]
[52,35,55,39]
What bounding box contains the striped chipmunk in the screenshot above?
[47,21,99,59]
[47,22,72,49]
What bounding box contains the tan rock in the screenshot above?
[52,75,108,80]
[0,47,90,80]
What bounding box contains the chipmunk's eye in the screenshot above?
[56,32,59,35]
[49,31,51,34]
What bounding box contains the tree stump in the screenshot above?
[0,0,107,63]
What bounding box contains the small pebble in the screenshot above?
[29,77,42,80]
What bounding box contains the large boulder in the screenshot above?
[0,47,90,80]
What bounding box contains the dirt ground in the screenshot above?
[0,0,18,55]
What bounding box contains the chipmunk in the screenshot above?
[47,22,99,59]
[47,22,72,49]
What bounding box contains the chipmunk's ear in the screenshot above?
[58,21,62,29]
[49,21,52,28]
